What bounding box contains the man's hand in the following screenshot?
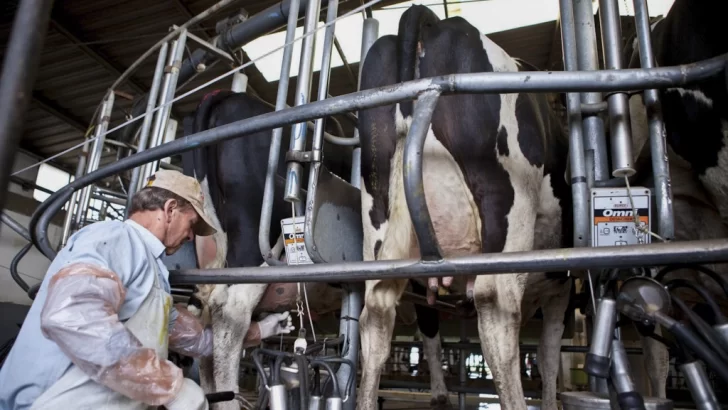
[258,311,296,340]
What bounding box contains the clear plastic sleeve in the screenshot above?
[40,263,183,406]
[168,304,213,357]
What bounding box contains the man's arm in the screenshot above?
[40,263,184,406]
[168,304,212,357]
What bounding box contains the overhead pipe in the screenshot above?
[115,0,314,144]
[0,0,55,213]
[28,53,728,260]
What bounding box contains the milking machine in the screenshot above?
[250,345,354,410]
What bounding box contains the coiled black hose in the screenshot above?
[656,264,728,298]
[665,279,727,324]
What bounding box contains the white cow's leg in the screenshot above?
[474,274,527,410]
[537,281,571,410]
[209,283,267,410]
[199,355,215,394]
[358,279,408,410]
[423,333,451,409]
[641,326,668,398]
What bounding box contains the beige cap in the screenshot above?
[144,169,217,236]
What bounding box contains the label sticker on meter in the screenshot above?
[281,216,314,265]
[591,188,651,247]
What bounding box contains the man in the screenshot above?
[0,170,293,409]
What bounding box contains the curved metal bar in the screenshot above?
[29,53,728,260]
[403,90,443,261]
[10,242,32,293]
[167,238,728,285]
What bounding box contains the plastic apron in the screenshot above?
[31,238,173,410]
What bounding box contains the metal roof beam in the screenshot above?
[49,12,148,95]
[32,92,88,134]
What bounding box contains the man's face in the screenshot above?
[163,199,198,255]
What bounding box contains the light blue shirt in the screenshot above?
[0,219,176,410]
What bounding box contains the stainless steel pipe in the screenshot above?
[126,41,170,214]
[76,92,115,227]
[167,239,728,285]
[599,0,635,177]
[403,90,443,261]
[632,0,674,241]
[258,0,302,266]
[283,0,321,203]
[574,0,609,183]
[29,53,728,260]
[559,0,590,248]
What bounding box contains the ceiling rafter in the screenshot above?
[32,92,89,134]
[49,12,148,95]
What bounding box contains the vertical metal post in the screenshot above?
[559,0,590,248]
[599,0,635,177]
[62,137,91,246]
[335,17,379,410]
[259,0,301,266]
[77,92,115,226]
[632,0,674,241]
[311,0,339,156]
[350,17,379,187]
[458,321,467,410]
[0,0,55,213]
[574,0,609,183]
[283,0,321,203]
[232,71,249,93]
[147,30,188,182]
[125,41,170,215]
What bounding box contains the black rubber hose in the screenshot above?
[273,354,287,385]
[295,355,309,410]
[665,279,727,324]
[319,357,356,400]
[661,304,728,384]
[671,296,728,364]
[205,391,235,403]
[27,282,41,300]
[310,360,340,399]
[252,350,270,388]
[655,264,728,298]
[10,243,31,292]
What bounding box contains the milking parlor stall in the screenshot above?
[2,0,728,408]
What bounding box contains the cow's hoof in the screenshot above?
[430,395,453,410]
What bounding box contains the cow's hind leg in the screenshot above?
[537,280,571,410]
[473,180,538,410]
[412,280,451,409]
[209,283,267,410]
[359,279,408,409]
[641,326,668,398]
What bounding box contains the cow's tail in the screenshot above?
[396,5,440,118]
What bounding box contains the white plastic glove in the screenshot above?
[163,378,208,410]
[258,311,296,340]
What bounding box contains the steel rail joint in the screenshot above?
[29,54,728,260]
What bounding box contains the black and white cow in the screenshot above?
[177,90,453,409]
[621,0,728,398]
[357,6,573,410]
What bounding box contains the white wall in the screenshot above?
[0,210,62,305]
